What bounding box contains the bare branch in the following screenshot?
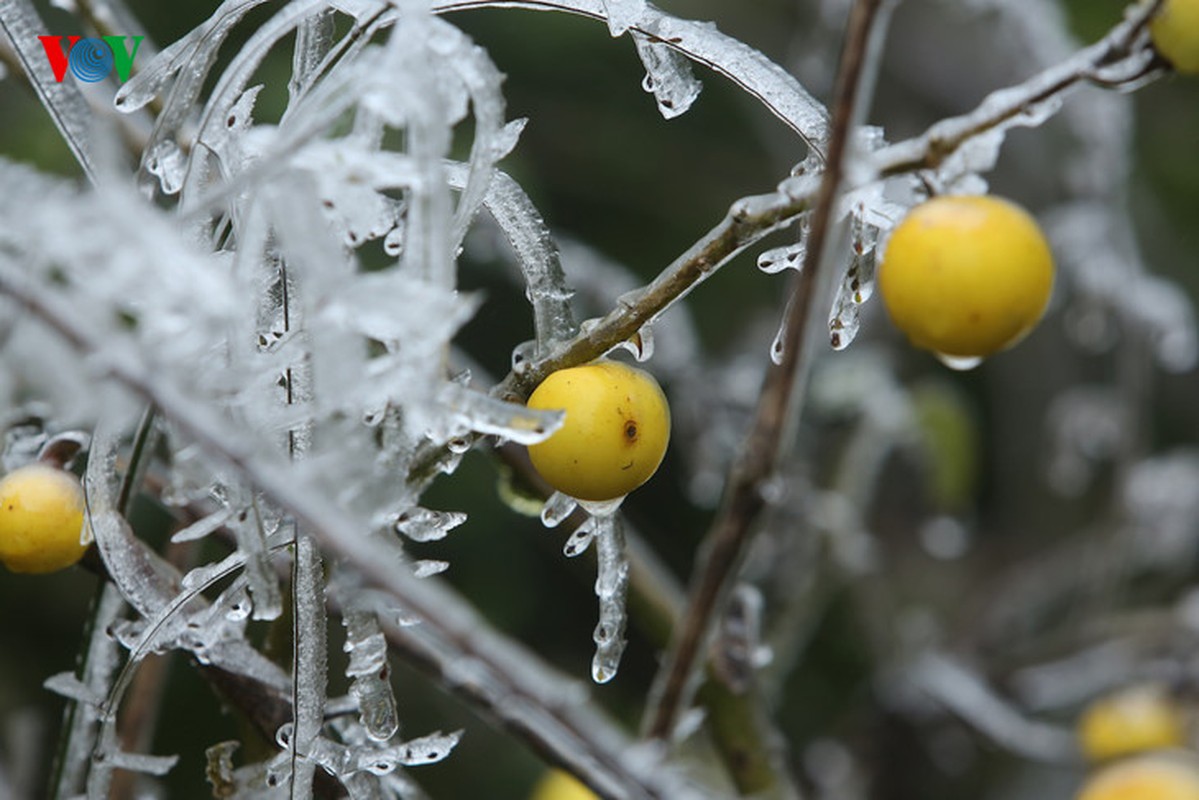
[643,0,895,743]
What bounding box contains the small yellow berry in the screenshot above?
[526,361,670,502]
[529,769,598,800]
[1079,685,1188,763]
[878,195,1055,359]
[1151,0,1199,75]
[0,463,89,574]
[1077,755,1199,800]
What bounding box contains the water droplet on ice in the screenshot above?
[935,353,983,371]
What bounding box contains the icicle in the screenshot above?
[540,492,578,528]
[563,517,597,558]
[590,515,629,684]
[343,607,400,742]
[289,535,328,800]
[614,324,655,362]
[632,32,702,119]
[757,243,807,274]
[827,211,879,351]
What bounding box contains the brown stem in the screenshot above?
[643,0,891,744]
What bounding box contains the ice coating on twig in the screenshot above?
[288,535,328,799]
[43,585,126,798]
[600,0,645,37]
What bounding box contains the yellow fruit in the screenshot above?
[526,361,670,502]
[1151,0,1199,75]
[878,195,1055,358]
[1079,685,1188,763]
[529,769,598,800]
[0,463,89,574]
[1077,755,1199,800]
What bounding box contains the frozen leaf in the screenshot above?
[435,382,564,445]
[392,506,467,543]
[342,607,400,742]
[103,749,179,776]
[412,560,449,578]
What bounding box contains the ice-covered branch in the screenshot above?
[490,1,1162,408]
[431,0,831,150]
[907,653,1078,764]
[872,0,1162,180]
[0,252,720,800]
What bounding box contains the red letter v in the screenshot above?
[37,35,81,82]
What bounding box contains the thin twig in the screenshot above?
[643,0,893,743]
[480,1,1160,412]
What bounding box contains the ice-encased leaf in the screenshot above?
[342,606,400,741]
[450,165,579,352]
[392,506,468,543]
[367,730,463,770]
[633,32,702,119]
[434,382,564,445]
[103,749,180,776]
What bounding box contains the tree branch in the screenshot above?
[643,0,894,743]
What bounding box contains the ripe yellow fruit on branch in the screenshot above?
[0,463,89,574]
[1077,755,1199,800]
[1151,0,1199,75]
[526,361,670,502]
[529,769,598,800]
[879,195,1055,359]
[1078,685,1188,763]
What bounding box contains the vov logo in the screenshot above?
[37,36,143,83]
